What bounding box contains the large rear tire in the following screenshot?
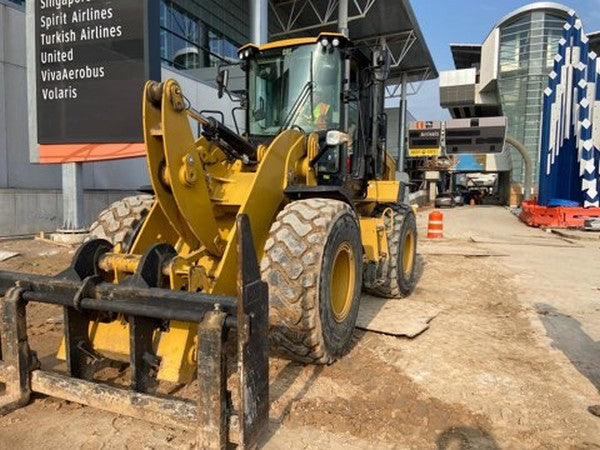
[88,195,154,251]
[261,199,362,364]
[364,205,418,298]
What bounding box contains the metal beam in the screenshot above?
[338,0,349,37]
[250,0,269,44]
[269,0,376,36]
[385,67,431,99]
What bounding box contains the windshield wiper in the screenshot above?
[278,80,315,133]
[279,51,316,134]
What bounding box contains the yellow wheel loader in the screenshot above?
[0,32,418,448]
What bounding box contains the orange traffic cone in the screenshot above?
[427,211,443,239]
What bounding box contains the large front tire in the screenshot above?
[261,199,362,364]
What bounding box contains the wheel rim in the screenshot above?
[402,230,415,277]
[329,242,356,323]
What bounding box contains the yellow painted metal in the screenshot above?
[206,170,255,206]
[144,81,201,251]
[152,128,306,380]
[86,318,131,361]
[130,201,180,254]
[211,129,306,295]
[57,316,131,362]
[383,151,397,181]
[359,218,378,261]
[156,321,198,383]
[402,229,416,276]
[258,37,316,51]
[98,253,140,274]
[240,32,347,52]
[71,66,414,385]
[74,80,307,382]
[329,242,355,323]
[359,216,388,263]
[159,80,223,256]
[363,180,401,204]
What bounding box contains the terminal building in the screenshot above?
[0,0,436,235]
[439,2,600,191]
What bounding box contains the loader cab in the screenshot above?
[238,33,383,195]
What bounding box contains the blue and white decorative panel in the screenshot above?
[539,11,600,207]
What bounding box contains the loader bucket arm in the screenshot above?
[0,215,269,449]
[143,80,223,256]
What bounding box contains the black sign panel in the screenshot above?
[35,0,159,144]
[408,121,442,157]
[444,118,507,155]
[409,130,441,148]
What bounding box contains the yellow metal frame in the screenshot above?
[58,34,413,383]
[63,80,310,383]
[359,217,389,262]
[239,32,348,53]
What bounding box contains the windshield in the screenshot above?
[248,43,341,136]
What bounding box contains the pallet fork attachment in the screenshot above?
[0,215,269,449]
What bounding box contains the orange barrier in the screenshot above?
[427,211,444,239]
[519,200,600,228]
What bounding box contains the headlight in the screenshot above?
[326,130,351,146]
[320,37,329,47]
[332,38,340,47]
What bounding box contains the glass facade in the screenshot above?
[6,0,25,6]
[497,11,566,184]
[160,0,240,70]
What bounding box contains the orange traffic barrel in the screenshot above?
[427,211,444,239]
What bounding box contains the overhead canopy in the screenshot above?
[267,0,438,83]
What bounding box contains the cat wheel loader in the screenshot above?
[0,32,418,448]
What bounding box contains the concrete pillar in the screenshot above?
[397,72,408,172]
[250,0,268,45]
[428,181,437,203]
[60,163,85,231]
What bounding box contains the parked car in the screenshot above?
[435,193,456,208]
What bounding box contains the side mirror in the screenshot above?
[216,69,230,99]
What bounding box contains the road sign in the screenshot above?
[29,0,159,163]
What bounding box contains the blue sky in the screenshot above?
[398,0,600,119]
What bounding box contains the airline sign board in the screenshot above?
[29,0,160,163]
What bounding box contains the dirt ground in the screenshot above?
[0,206,598,449]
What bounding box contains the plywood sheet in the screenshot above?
[357,296,441,338]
